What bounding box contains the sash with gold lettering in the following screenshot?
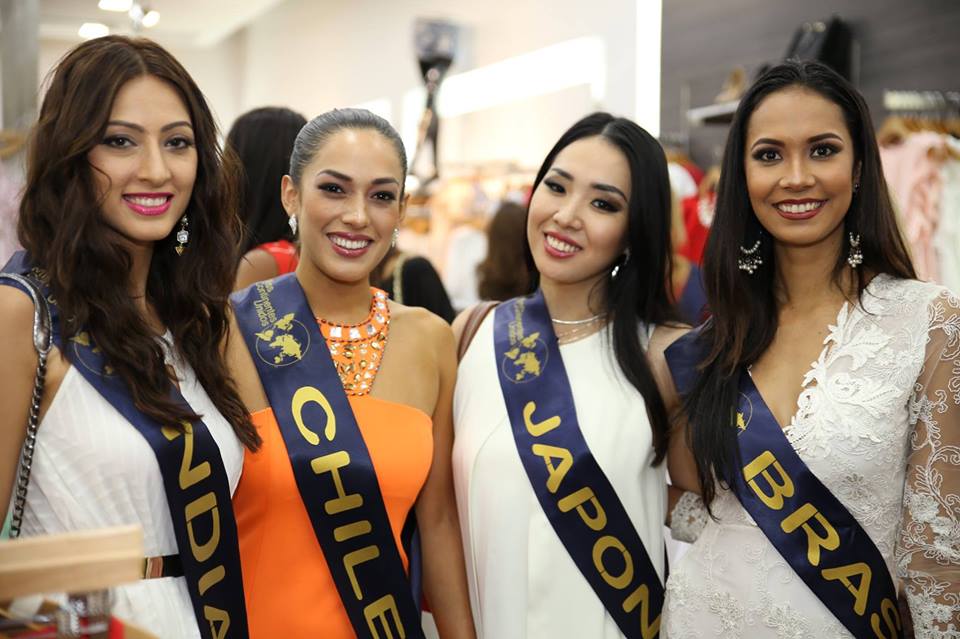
[493,291,665,639]
[665,330,903,639]
[231,274,424,639]
[2,251,247,639]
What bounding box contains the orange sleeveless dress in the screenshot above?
[233,289,433,638]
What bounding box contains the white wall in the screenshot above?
[37,32,245,136]
[238,0,639,167]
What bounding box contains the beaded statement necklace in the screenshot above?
[316,288,390,396]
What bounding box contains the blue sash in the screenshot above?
[493,291,664,639]
[2,252,248,639]
[666,331,903,639]
[231,275,424,639]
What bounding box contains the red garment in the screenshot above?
[680,195,712,265]
[257,239,298,275]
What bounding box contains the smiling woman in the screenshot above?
[227,108,476,638]
[0,35,258,638]
[662,60,960,638]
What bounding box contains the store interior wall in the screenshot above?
[660,0,960,169]
[31,0,640,170]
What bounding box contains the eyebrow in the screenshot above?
[316,169,399,186]
[106,120,193,132]
[549,167,627,201]
[750,132,844,150]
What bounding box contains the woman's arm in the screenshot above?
[414,316,476,638]
[648,325,708,542]
[0,286,47,515]
[234,248,278,292]
[896,290,960,636]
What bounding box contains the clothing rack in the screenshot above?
[883,89,960,113]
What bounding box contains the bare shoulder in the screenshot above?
[390,302,455,354]
[0,285,42,361]
[647,323,692,407]
[234,248,278,291]
[648,323,691,359]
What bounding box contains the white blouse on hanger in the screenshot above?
[662,276,960,638]
[19,334,244,639]
[453,314,666,639]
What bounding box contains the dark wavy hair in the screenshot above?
[477,201,530,301]
[525,112,677,463]
[18,36,259,449]
[226,106,307,255]
[685,60,915,511]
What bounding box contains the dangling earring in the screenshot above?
[175,215,189,255]
[391,228,400,248]
[610,250,630,278]
[738,236,763,275]
[847,232,863,268]
[288,215,298,235]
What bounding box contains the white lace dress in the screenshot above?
[453,315,667,639]
[663,276,960,638]
[17,335,244,639]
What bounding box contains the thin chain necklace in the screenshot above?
[551,313,607,326]
[554,316,607,345]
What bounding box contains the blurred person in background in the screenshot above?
[372,243,455,322]
[230,106,307,290]
[476,200,531,301]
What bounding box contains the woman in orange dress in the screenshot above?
[227,108,475,638]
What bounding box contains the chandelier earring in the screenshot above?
[847,232,863,268]
[391,228,400,248]
[174,215,189,255]
[288,215,298,235]
[737,235,763,275]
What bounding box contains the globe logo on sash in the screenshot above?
[736,392,754,435]
[502,331,549,384]
[70,331,114,376]
[255,313,310,367]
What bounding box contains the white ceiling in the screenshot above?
[38,0,286,47]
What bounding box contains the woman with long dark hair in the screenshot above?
[452,112,686,637]
[476,200,531,302]
[0,36,259,637]
[227,108,475,638]
[230,106,307,289]
[663,60,959,636]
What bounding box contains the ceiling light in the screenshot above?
[141,10,160,28]
[78,22,110,39]
[98,0,133,11]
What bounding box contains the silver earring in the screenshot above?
[847,232,863,268]
[738,236,763,275]
[288,216,298,235]
[391,228,399,248]
[610,250,629,278]
[175,215,189,255]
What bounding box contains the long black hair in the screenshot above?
[227,106,307,255]
[686,60,915,511]
[525,112,677,463]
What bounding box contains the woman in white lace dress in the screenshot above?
[663,60,959,637]
[0,37,259,637]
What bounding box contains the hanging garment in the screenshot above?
[880,132,948,282]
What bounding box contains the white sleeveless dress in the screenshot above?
[453,314,667,639]
[662,277,960,638]
[17,335,244,639]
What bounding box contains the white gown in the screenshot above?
[453,314,667,639]
[18,335,244,639]
[663,276,960,638]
